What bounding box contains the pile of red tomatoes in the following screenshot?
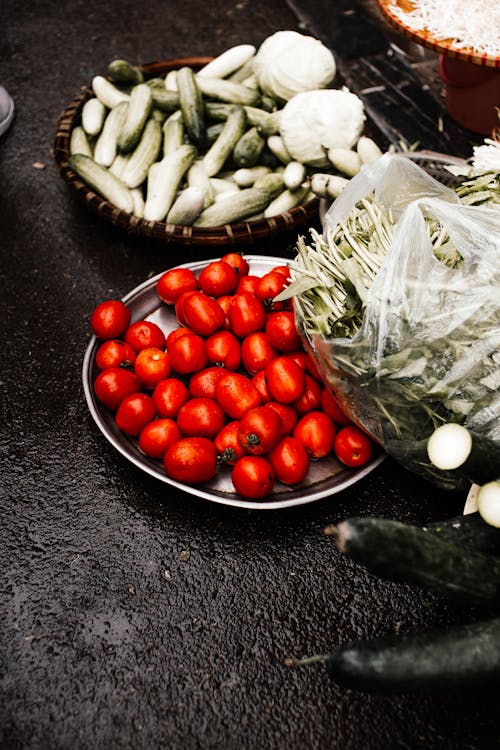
[89,252,375,500]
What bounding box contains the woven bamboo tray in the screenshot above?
[54,56,320,247]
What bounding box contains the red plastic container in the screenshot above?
[438,54,500,135]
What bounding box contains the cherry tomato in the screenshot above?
[266,401,298,436]
[214,421,247,465]
[241,332,278,375]
[320,388,352,425]
[166,326,193,349]
[206,330,241,371]
[189,367,227,399]
[134,347,171,390]
[156,267,198,305]
[237,405,283,455]
[215,372,262,419]
[271,265,290,279]
[94,367,142,412]
[90,299,131,340]
[235,275,260,295]
[152,378,190,418]
[268,436,310,485]
[221,252,249,277]
[228,293,266,338]
[251,371,272,402]
[265,311,302,352]
[177,397,225,439]
[255,271,288,311]
[124,320,166,352]
[231,456,275,499]
[175,290,198,325]
[265,356,305,404]
[163,437,218,484]
[168,333,208,375]
[115,393,157,436]
[95,339,136,370]
[294,411,336,458]
[334,425,374,468]
[183,292,225,337]
[198,260,239,297]
[138,418,181,459]
[293,374,322,415]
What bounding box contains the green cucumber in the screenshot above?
[423,512,500,555]
[329,516,500,608]
[108,59,144,86]
[69,125,93,157]
[92,76,130,109]
[187,160,215,209]
[327,617,500,692]
[121,118,162,189]
[117,83,153,152]
[150,89,180,113]
[202,106,247,177]
[69,154,134,213]
[81,97,106,137]
[176,66,205,147]
[94,101,128,167]
[197,45,255,79]
[162,112,184,156]
[196,76,260,106]
[263,186,309,218]
[243,106,280,136]
[143,144,196,222]
[166,186,204,226]
[205,102,236,122]
[193,187,271,227]
[232,126,265,168]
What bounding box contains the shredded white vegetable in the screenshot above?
[472,138,500,171]
[389,0,500,57]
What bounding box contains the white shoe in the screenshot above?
[0,87,15,136]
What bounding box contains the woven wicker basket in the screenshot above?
[54,57,320,247]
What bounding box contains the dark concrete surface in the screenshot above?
[0,1,497,749]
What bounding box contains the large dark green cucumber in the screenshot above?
[329,517,500,608]
[328,617,500,692]
[423,512,500,555]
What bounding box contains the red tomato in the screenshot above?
[94,367,142,412]
[265,356,305,404]
[168,333,207,375]
[177,397,226,439]
[206,330,241,371]
[156,267,198,305]
[189,367,227,399]
[231,456,275,499]
[163,437,218,484]
[183,292,225,337]
[124,320,166,352]
[115,393,157,436]
[241,332,278,375]
[152,378,190,418]
[174,290,198,325]
[215,372,262,419]
[198,260,239,297]
[251,371,272,402]
[294,411,336,458]
[271,265,290,279]
[95,339,136,370]
[134,347,171,390]
[221,252,249,277]
[265,311,302,352]
[320,388,352,425]
[305,351,322,381]
[166,326,193,349]
[214,421,247,465]
[90,299,131,340]
[293,374,322,415]
[138,418,181,459]
[237,405,283,455]
[286,350,308,370]
[228,293,266,338]
[216,295,233,329]
[268,436,310,485]
[255,271,288,311]
[334,425,374,468]
[235,275,260,295]
[266,401,298,436]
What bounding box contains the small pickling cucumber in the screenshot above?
[92,76,130,109]
[264,186,309,218]
[162,111,184,156]
[81,97,106,137]
[356,135,383,164]
[196,76,260,107]
[150,89,180,113]
[327,147,361,177]
[267,135,292,165]
[69,154,134,213]
[187,160,215,209]
[121,118,162,189]
[130,187,145,218]
[328,516,500,608]
[176,66,206,147]
[210,177,240,196]
[108,153,130,179]
[423,512,500,555]
[206,122,225,145]
[94,101,128,167]
[166,186,205,226]
[232,165,271,187]
[108,59,144,86]
[117,83,153,153]
[243,106,280,136]
[227,55,255,84]
[70,125,93,157]
[143,144,196,222]
[202,106,247,178]
[193,187,271,227]
[197,44,256,79]
[283,161,307,191]
[164,70,178,91]
[205,102,236,122]
[253,171,285,198]
[310,173,348,199]
[233,126,265,168]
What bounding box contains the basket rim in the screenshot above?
[53,56,320,247]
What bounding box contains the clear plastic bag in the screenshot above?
[300,155,500,491]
